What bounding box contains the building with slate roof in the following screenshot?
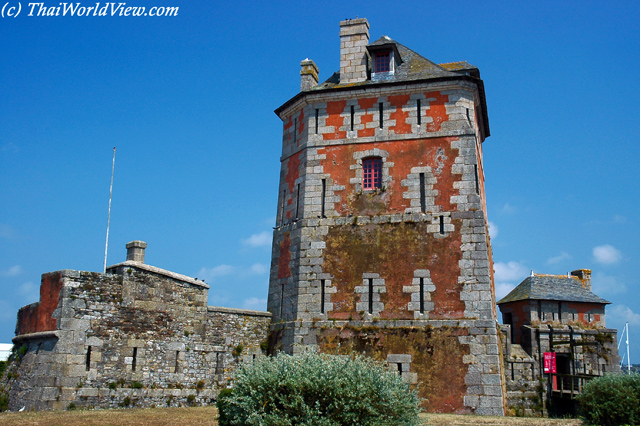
[268,18,505,415]
[498,269,620,416]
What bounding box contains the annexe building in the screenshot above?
[498,269,620,416]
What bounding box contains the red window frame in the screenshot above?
[363,157,383,190]
[375,52,390,73]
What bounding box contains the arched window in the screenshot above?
[363,157,383,190]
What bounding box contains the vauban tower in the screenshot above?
[267,18,505,414]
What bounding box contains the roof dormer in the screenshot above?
[366,37,403,82]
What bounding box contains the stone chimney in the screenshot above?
[339,18,369,84]
[300,59,319,91]
[571,269,592,291]
[126,240,147,263]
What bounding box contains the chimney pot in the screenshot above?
[339,18,369,84]
[126,240,147,264]
[571,269,592,291]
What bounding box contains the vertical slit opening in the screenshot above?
[320,279,326,314]
[295,183,301,219]
[417,99,421,126]
[397,363,403,375]
[132,347,137,372]
[280,189,286,225]
[175,351,180,372]
[474,164,480,194]
[280,283,285,318]
[368,278,374,314]
[315,108,319,134]
[293,118,297,145]
[419,173,426,213]
[321,179,326,218]
[419,277,424,314]
[439,216,445,234]
[350,105,355,131]
[379,103,384,128]
[86,346,91,371]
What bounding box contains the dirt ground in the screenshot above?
[0,406,583,426]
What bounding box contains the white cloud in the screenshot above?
[1,142,19,153]
[608,305,640,327]
[493,261,528,300]
[612,214,627,224]
[495,283,516,300]
[501,203,516,215]
[488,221,498,239]
[197,264,234,282]
[1,265,23,276]
[494,261,528,282]
[242,231,272,248]
[0,223,16,239]
[17,281,38,301]
[547,251,571,265]
[243,297,267,311]
[593,244,622,265]
[250,263,268,275]
[591,271,627,296]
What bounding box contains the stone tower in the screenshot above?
[268,18,505,415]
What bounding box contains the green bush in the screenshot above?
[217,351,421,426]
[577,374,640,426]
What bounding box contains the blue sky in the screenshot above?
[1,1,639,362]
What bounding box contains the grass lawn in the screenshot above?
[0,406,583,425]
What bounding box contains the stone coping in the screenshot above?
[207,306,272,317]
[106,261,209,289]
[12,330,59,343]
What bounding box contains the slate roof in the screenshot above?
[497,274,610,305]
[312,36,477,91]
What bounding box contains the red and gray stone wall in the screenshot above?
[268,79,506,415]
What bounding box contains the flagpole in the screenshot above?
[103,147,116,273]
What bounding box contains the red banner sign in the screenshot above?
[544,352,557,374]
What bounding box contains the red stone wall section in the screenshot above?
[16,271,63,335]
[318,137,459,216]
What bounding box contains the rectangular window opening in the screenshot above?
[350,105,355,131]
[295,183,301,219]
[175,350,180,372]
[397,363,403,376]
[417,99,421,125]
[379,103,384,128]
[315,109,319,134]
[363,158,383,190]
[375,52,390,73]
[439,216,445,235]
[474,164,480,195]
[215,352,224,375]
[368,278,374,314]
[419,173,426,213]
[132,347,137,372]
[320,279,326,314]
[419,277,425,314]
[85,346,91,371]
[321,179,326,218]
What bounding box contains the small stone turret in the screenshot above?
[126,240,147,263]
[300,59,319,91]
